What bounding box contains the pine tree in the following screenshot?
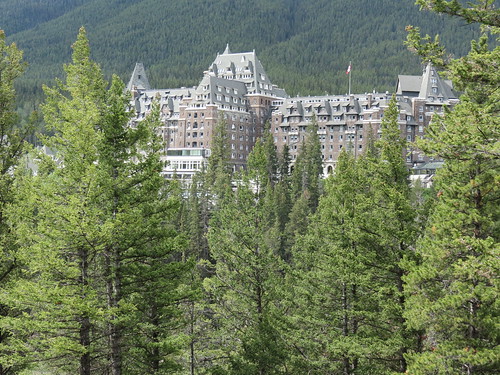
[290,115,323,211]
[9,27,108,375]
[0,29,33,375]
[206,112,232,201]
[99,78,192,375]
[203,142,288,374]
[287,150,369,374]
[5,28,191,375]
[363,96,418,372]
[288,96,419,374]
[404,2,499,373]
[284,115,323,257]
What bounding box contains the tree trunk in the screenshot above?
[396,264,407,373]
[151,302,161,373]
[341,282,351,375]
[106,248,122,375]
[79,247,91,375]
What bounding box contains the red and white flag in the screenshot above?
[346,64,351,75]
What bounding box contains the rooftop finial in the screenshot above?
[223,43,231,54]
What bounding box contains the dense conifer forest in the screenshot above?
[0,1,498,374]
[1,0,484,110]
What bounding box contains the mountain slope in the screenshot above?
[1,0,482,104]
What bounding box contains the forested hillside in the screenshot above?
[2,0,482,108]
[0,1,498,374]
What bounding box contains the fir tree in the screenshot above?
[0,29,32,375]
[404,2,499,372]
[203,143,288,374]
[5,28,191,375]
[288,96,419,374]
[206,112,232,201]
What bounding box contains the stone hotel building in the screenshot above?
[127,46,457,178]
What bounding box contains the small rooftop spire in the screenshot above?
[223,43,231,54]
[126,62,150,92]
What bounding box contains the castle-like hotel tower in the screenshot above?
[128,47,458,179]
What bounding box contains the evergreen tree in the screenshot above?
[288,96,419,374]
[363,96,418,372]
[0,29,33,375]
[404,2,499,373]
[290,115,323,210]
[99,80,191,375]
[9,27,108,375]
[284,115,323,257]
[203,143,288,374]
[287,150,370,374]
[206,112,232,201]
[5,28,190,375]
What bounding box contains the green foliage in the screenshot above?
[203,145,289,373]
[0,29,33,375]
[3,28,191,375]
[1,0,483,109]
[403,1,500,373]
[287,96,420,374]
[206,112,232,201]
[291,115,323,210]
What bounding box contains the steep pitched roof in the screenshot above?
[396,62,457,101]
[127,63,151,91]
[418,62,457,100]
[207,47,286,97]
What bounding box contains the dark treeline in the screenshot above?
[0,1,498,374]
[2,0,484,112]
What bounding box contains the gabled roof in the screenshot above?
[396,62,457,101]
[127,63,151,91]
[396,75,422,95]
[207,46,286,98]
[418,62,457,101]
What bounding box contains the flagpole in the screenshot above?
[348,61,351,95]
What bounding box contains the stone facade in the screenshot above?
[128,49,457,178]
[128,45,287,177]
